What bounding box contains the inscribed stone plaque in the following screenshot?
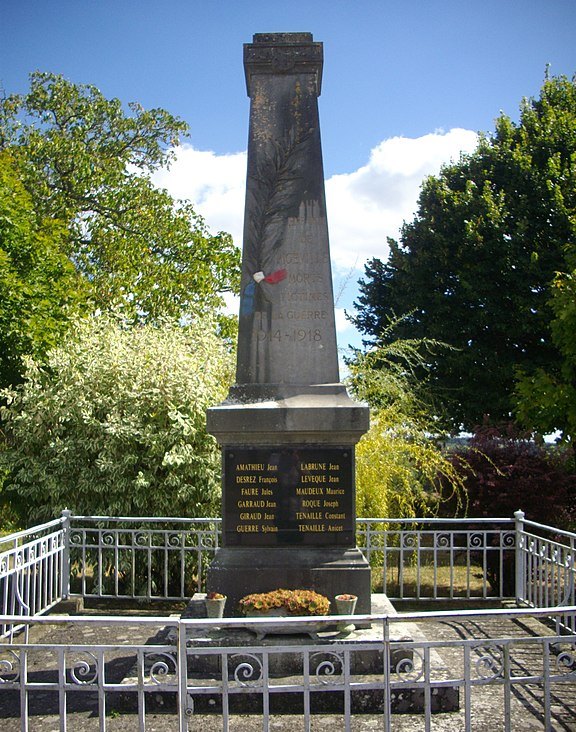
[223,447,354,546]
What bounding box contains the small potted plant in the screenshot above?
[205,591,227,618]
[335,593,357,633]
[335,593,358,614]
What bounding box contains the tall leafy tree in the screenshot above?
[515,246,576,450]
[352,74,576,432]
[0,72,240,325]
[347,332,465,519]
[0,150,86,391]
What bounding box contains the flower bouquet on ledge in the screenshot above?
[238,589,330,617]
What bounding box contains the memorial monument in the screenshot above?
[207,33,371,613]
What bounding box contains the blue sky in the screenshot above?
[2,0,575,350]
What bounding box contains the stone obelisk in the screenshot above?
[207,33,371,613]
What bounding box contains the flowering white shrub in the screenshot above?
[0,314,234,522]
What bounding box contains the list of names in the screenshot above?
[223,447,354,546]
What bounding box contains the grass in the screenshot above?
[372,562,491,599]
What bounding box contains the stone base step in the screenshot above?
[121,593,460,715]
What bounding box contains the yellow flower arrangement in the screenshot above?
[238,589,330,616]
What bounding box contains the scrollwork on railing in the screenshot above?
[199,534,218,551]
[68,651,99,685]
[184,692,195,717]
[555,644,576,675]
[0,651,21,682]
[469,533,485,549]
[366,531,386,551]
[167,533,182,548]
[402,533,417,549]
[393,648,424,682]
[434,533,450,548]
[502,531,515,548]
[473,646,503,681]
[134,532,150,547]
[148,652,177,684]
[230,653,263,686]
[310,651,343,685]
[101,532,116,547]
[69,531,83,546]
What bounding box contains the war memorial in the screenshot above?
[206,32,371,613]
[0,32,575,732]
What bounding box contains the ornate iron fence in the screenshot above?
[515,511,576,634]
[64,514,521,605]
[0,607,575,731]
[0,518,67,641]
[2,511,576,635]
[1,512,576,729]
[67,515,221,601]
[356,516,517,600]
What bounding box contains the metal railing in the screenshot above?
[1,606,575,731]
[1,511,576,729]
[67,515,221,601]
[357,516,517,601]
[0,517,67,640]
[63,514,522,605]
[516,511,576,634]
[2,511,576,633]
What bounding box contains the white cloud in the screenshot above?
[152,145,246,246]
[325,128,478,271]
[150,129,478,329]
[334,307,352,334]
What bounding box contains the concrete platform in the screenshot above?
[1,600,574,730]
[144,592,460,714]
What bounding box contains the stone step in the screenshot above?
[121,594,459,715]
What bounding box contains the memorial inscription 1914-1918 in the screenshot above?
[223,447,354,546]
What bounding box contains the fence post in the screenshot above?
[514,510,525,605]
[61,509,71,600]
[178,619,191,732]
[382,614,392,732]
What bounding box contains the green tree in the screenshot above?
[0,314,234,524]
[0,72,240,324]
[347,333,465,519]
[352,74,576,432]
[0,149,86,391]
[515,246,576,451]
